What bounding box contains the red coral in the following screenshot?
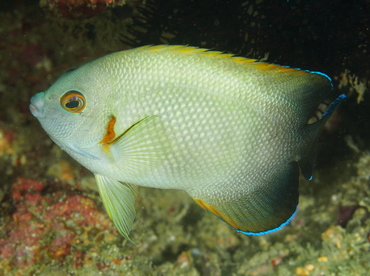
[0,211,46,267]
[12,177,45,193]
[1,178,115,269]
[49,230,76,259]
[24,193,43,206]
[72,251,86,268]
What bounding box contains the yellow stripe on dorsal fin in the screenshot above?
[231,56,257,64]
[144,45,205,54]
[140,45,226,58]
[139,45,307,74]
[251,61,307,75]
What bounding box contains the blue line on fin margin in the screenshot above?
[308,70,333,89]
[276,66,333,89]
[236,207,298,236]
[322,94,347,119]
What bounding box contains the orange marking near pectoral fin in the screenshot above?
[194,198,240,230]
[99,115,117,153]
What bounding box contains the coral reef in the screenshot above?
[335,69,369,104]
[0,177,117,273]
[40,0,129,19]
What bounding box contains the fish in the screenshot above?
[29,45,345,241]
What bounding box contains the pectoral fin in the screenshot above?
[192,162,299,234]
[95,174,138,242]
[106,115,172,176]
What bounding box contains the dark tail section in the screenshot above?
[299,94,347,180]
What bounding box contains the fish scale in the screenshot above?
[30,45,345,241]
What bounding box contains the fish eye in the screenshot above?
[60,91,86,113]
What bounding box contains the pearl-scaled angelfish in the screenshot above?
[30,45,345,241]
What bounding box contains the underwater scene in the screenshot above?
[0,0,369,275]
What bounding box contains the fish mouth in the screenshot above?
[29,103,39,116]
[29,92,45,118]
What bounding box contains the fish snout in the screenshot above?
[30,92,45,118]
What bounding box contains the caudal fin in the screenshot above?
[299,94,347,180]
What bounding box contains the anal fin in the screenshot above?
[95,174,138,243]
[192,162,299,235]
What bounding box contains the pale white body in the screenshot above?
[55,47,303,195]
[30,46,341,239]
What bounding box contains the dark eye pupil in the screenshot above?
[61,91,85,113]
[66,100,79,109]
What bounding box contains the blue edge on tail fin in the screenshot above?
[236,94,346,236]
[323,94,347,119]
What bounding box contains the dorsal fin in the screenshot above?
[135,45,333,125]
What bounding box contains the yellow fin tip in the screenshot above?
[194,198,240,230]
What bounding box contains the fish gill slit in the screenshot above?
[99,115,152,151]
[99,115,117,153]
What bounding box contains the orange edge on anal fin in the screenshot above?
[99,115,117,153]
[194,198,240,230]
